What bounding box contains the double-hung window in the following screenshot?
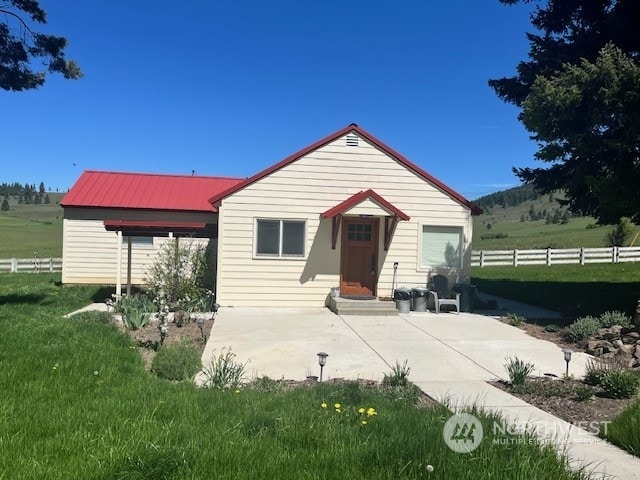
[256,219,305,258]
[421,225,463,268]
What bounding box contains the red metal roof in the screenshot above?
[209,124,482,215]
[321,189,410,221]
[62,170,244,212]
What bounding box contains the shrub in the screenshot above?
[544,324,560,333]
[202,348,247,389]
[152,342,202,381]
[505,357,535,387]
[574,385,595,402]
[601,371,640,399]
[605,217,634,247]
[145,238,207,312]
[598,311,631,328]
[584,357,627,386]
[565,316,600,343]
[507,313,525,327]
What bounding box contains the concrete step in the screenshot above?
[328,296,399,316]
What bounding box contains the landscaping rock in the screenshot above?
[601,352,616,360]
[622,332,640,344]
[613,339,625,349]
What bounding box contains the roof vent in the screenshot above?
[346,134,359,147]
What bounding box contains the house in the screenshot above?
[61,124,481,306]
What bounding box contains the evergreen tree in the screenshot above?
[44,193,50,204]
[39,182,45,194]
[1,198,9,212]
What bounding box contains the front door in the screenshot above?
[340,217,379,297]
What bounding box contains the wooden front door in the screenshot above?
[340,217,379,297]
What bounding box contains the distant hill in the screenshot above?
[471,185,613,250]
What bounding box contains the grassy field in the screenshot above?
[0,194,64,258]
[0,273,593,480]
[472,263,640,319]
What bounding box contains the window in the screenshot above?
[256,219,305,258]
[122,236,153,247]
[421,226,463,268]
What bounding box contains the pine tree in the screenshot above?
[44,194,50,204]
[1,198,9,211]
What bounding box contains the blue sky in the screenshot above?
[3,1,538,200]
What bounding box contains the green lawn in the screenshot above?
[473,217,611,250]
[472,263,640,320]
[0,197,63,258]
[0,274,593,479]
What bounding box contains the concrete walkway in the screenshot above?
[201,307,640,480]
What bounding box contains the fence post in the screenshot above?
[49,258,53,272]
[580,248,585,265]
[546,248,552,266]
[613,246,619,263]
[11,258,17,273]
[513,249,518,267]
[480,250,484,268]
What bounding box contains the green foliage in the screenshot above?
[507,313,525,327]
[173,310,190,328]
[544,324,560,333]
[504,357,535,387]
[382,360,411,388]
[605,218,635,247]
[480,232,508,240]
[474,184,541,211]
[249,375,286,393]
[202,348,247,389]
[598,311,631,328]
[605,398,640,456]
[574,385,595,402]
[1,198,9,211]
[151,342,202,381]
[517,45,640,224]
[600,371,640,399]
[115,293,154,330]
[0,0,82,91]
[565,316,601,343]
[380,360,422,404]
[145,238,207,312]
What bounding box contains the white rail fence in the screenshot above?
[472,247,640,267]
[0,257,62,273]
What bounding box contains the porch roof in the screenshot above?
[103,220,210,236]
[320,189,410,221]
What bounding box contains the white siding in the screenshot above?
[62,208,215,285]
[217,133,473,306]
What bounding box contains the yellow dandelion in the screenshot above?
[334,403,341,409]
[358,407,365,414]
[361,420,367,425]
[234,389,241,394]
[367,407,377,417]
[321,402,328,409]
[335,408,341,413]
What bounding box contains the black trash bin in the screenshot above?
[393,288,412,313]
[411,287,429,312]
[453,284,477,313]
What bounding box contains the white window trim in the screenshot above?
[417,224,464,271]
[253,218,307,260]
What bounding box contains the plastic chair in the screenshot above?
[429,274,460,314]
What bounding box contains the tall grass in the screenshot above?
[605,399,640,456]
[0,274,594,479]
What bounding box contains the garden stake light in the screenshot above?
[196,316,205,339]
[562,348,572,377]
[317,352,328,381]
[160,324,168,346]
